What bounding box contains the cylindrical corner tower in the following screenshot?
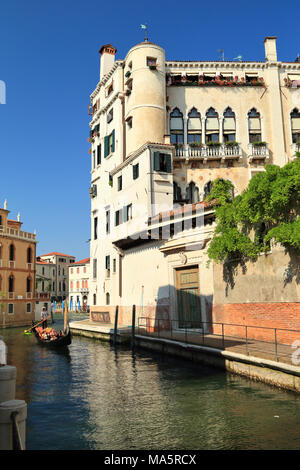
[124,42,166,155]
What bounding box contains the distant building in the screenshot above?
[0,201,37,327]
[39,252,75,301]
[68,258,90,311]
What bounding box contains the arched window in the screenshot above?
[291,108,300,143]
[223,107,236,142]
[0,215,2,226]
[27,276,31,293]
[27,247,32,264]
[170,108,184,147]
[205,108,219,143]
[248,108,262,143]
[9,244,15,261]
[203,181,213,199]
[173,182,182,202]
[93,293,96,305]
[8,275,14,293]
[106,292,110,305]
[187,108,202,145]
[186,182,200,204]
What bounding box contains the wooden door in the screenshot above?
[176,266,201,328]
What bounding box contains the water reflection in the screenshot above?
[1,315,300,450]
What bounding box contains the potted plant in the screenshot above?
[189,142,202,148]
[252,141,267,147]
[225,141,239,147]
[207,141,221,147]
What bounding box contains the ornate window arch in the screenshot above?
[290,108,300,144]
[248,108,262,143]
[9,244,15,261]
[186,181,200,204]
[187,107,202,145]
[8,275,14,293]
[205,107,219,143]
[26,276,32,293]
[173,181,182,202]
[223,107,236,142]
[170,108,184,147]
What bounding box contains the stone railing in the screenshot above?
[248,143,269,161]
[0,226,36,241]
[175,144,242,159]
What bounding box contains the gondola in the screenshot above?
[33,325,72,348]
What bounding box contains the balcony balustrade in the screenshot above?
[0,226,36,241]
[248,143,269,161]
[175,144,242,160]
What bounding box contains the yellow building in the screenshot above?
[0,202,37,327]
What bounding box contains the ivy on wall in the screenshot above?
[206,158,300,265]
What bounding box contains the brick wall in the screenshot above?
[213,303,300,345]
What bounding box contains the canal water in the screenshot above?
[1,314,300,450]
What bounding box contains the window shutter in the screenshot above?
[165,154,172,173]
[111,129,115,152]
[104,136,109,158]
[153,152,160,171]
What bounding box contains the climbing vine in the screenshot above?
[206,158,300,264]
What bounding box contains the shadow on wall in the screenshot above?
[138,284,213,334]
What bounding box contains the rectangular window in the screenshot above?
[106,210,110,234]
[153,152,172,173]
[93,259,97,279]
[147,57,157,67]
[92,150,96,169]
[113,258,116,273]
[107,108,113,123]
[26,303,31,313]
[94,217,98,240]
[123,204,132,222]
[133,163,139,180]
[97,144,101,165]
[105,255,110,270]
[118,175,122,191]
[105,81,113,97]
[104,130,115,157]
[115,210,122,226]
[8,303,14,314]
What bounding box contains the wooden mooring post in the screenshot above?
[113,305,119,345]
[131,304,136,349]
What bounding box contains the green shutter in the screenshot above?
[166,154,172,173]
[104,136,109,158]
[111,129,115,153]
[153,152,160,171]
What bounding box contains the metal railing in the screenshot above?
[137,317,300,365]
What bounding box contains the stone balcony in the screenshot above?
[0,225,36,242]
[174,144,242,160]
[248,143,270,162]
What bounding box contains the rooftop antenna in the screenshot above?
[218,49,225,61]
[141,24,148,42]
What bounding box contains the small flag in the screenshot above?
[141,24,147,29]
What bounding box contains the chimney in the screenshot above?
[264,37,277,62]
[99,44,117,80]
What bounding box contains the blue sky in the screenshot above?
[0,0,299,260]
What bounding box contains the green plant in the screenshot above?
[225,141,239,147]
[252,141,267,147]
[207,158,300,265]
[207,141,221,147]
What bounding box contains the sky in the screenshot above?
[0,0,299,260]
